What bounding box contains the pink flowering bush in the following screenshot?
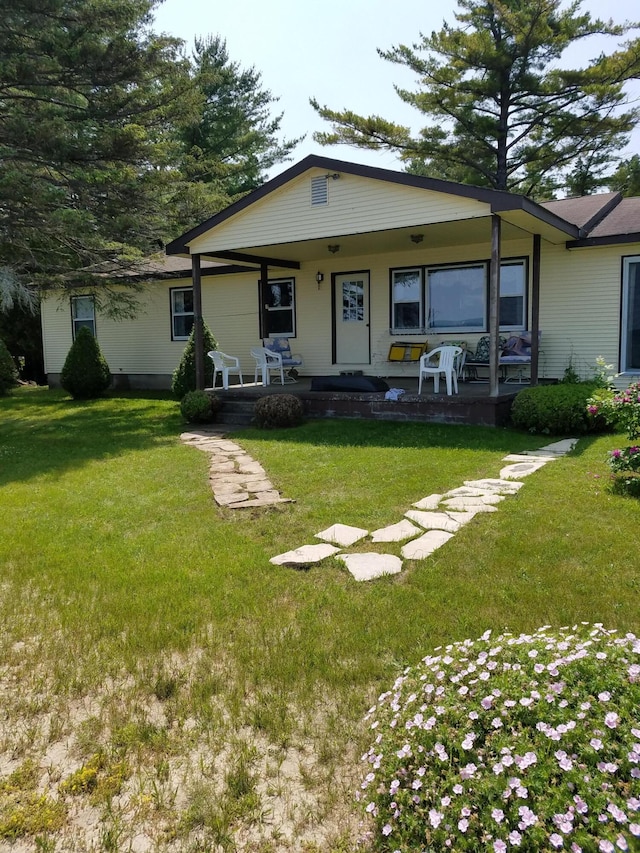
[588,384,640,496]
[358,625,640,852]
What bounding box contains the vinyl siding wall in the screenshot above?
[41,238,640,387]
[189,169,490,254]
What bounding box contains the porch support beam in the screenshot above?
[259,262,269,338]
[489,214,502,397]
[530,234,541,385]
[192,253,205,391]
[208,250,300,270]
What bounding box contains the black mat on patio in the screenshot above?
[310,375,390,393]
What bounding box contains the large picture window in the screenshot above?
[260,277,296,337]
[390,258,527,334]
[171,287,194,340]
[71,295,96,338]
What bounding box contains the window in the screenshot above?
[391,268,423,330]
[428,264,486,332]
[171,287,194,340]
[260,277,296,337]
[499,260,527,329]
[390,258,527,334]
[71,295,96,338]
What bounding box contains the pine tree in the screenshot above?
[311,0,640,197]
[171,322,218,399]
[60,328,111,399]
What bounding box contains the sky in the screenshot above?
[152,0,640,179]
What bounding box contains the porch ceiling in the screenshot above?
[198,214,538,267]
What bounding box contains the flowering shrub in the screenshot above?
[358,625,639,852]
[588,384,640,496]
[588,384,640,442]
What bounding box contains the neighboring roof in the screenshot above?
[540,192,621,231]
[166,154,581,256]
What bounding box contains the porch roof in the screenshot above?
[165,155,582,268]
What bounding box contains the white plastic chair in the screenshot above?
[250,346,285,386]
[418,346,463,395]
[207,350,243,390]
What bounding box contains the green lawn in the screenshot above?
[0,388,637,851]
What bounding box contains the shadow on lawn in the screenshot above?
[0,388,182,486]
[238,416,592,456]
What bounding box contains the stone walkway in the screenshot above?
[269,438,578,580]
[180,428,293,509]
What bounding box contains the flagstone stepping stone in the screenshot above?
[444,486,497,498]
[181,429,292,508]
[499,460,548,480]
[537,438,578,455]
[270,543,340,566]
[412,493,443,509]
[502,453,559,463]
[405,510,463,533]
[447,492,504,505]
[370,519,422,542]
[338,553,403,581]
[315,523,369,546]
[464,479,524,493]
[439,499,499,513]
[401,530,454,560]
[445,510,481,526]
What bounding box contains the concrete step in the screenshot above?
[217,397,255,425]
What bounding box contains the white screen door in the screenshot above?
[334,272,370,364]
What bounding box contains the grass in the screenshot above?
[0,387,638,850]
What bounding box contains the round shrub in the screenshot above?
[60,327,111,399]
[171,321,217,399]
[180,390,221,424]
[359,624,640,853]
[510,382,606,435]
[0,336,18,395]
[254,393,304,429]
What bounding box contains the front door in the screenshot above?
[333,272,370,364]
[622,256,640,372]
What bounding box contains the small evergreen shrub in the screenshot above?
[180,390,221,423]
[0,337,18,395]
[510,382,606,435]
[171,321,217,399]
[254,394,304,429]
[60,327,111,399]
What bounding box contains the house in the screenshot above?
[41,155,640,393]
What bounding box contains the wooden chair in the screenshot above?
[418,346,463,395]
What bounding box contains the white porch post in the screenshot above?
[489,214,502,397]
[191,253,205,391]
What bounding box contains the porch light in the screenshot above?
[316,271,324,288]
[410,233,424,244]
[328,244,340,254]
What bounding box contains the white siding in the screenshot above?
[41,238,639,386]
[189,169,490,254]
[539,242,639,380]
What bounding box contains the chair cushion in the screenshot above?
[264,337,292,357]
[470,335,507,363]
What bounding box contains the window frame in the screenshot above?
[259,277,297,338]
[70,295,96,339]
[389,257,528,335]
[170,286,194,341]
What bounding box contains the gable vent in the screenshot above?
[311,176,328,206]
